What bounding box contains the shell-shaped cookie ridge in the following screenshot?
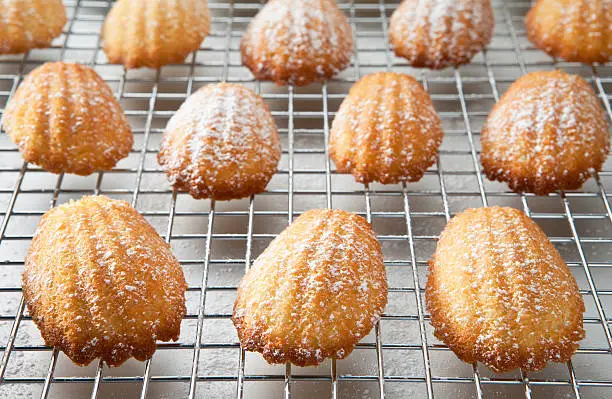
[426,206,585,372]
[389,0,494,69]
[241,0,354,86]
[481,70,610,195]
[329,72,444,184]
[103,0,211,68]
[2,62,133,176]
[0,0,67,54]
[526,0,612,64]
[158,83,281,200]
[232,209,388,366]
[23,196,187,366]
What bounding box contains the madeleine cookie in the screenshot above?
[3,62,133,175]
[427,207,584,372]
[241,0,353,86]
[329,72,443,184]
[0,0,67,54]
[232,209,388,366]
[103,0,210,68]
[158,83,281,200]
[23,196,187,366]
[526,0,612,64]
[389,0,494,69]
[481,70,609,195]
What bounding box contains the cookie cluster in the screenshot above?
[4,0,608,373]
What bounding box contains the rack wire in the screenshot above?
[0,0,611,398]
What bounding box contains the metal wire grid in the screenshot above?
[0,0,610,398]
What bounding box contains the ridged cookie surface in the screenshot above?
[481,70,609,195]
[0,0,66,54]
[329,72,443,184]
[3,62,133,176]
[103,0,210,69]
[232,209,388,366]
[241,0,353,86]
[389,0,494,69]
[158,83,281,200]
[23,196,187,366]
[427,207,585,372]
[526,0,612,64]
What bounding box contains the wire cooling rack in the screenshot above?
[0,0,612,398]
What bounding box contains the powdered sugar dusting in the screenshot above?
[241,0,354,85]
[159,83,281,200]
[329,72,443,184]
[0,0,66,54]
[103,0,210,68]
[232,209,388,366]
[426,206,585,372]
[2,62,133,176]
[481,70,610,194]
[23,196,187,366]
[526,0,612,64]
[389,0,494,69]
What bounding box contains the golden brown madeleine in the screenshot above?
[426,207,585,372]
[158,83,281,201]
[3,62,133,175]
[232,209,388,366]
[389,0,494,69]
[23,196,187,366]
[526,0,612,64]
[329,72,443,184]
[240,0,353,86]
[103,0,210,69]
[0,0,66,54]
[481,70,609,195]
